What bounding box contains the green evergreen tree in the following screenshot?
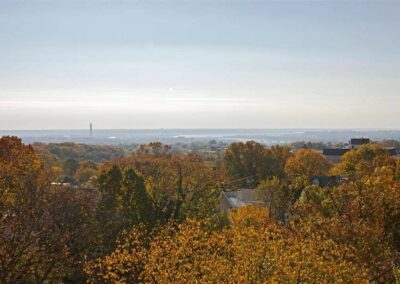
[97,164,122,210]
[94,164,124,255]
[122,167,154,226]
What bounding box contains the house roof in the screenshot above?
[310,176,342,187]
[322,148,350,156]
[351,138,370,145]
[221,188,261,209]
[223,192,247,208]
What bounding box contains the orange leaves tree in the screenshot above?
[0,136,97,283]
[0,136,46,200]
[2,137,399,282]
[85,206,367,283]
[0,136,48,282]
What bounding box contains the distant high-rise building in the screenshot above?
[90,123,93,136]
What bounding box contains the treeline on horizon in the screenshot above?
[0,135,400,283]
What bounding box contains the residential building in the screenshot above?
[310,175,343,187]
[220,188,263,211]
[322,148,350,163]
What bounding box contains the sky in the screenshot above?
[0,0,399,129]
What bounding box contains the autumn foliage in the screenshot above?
[1,137,399,282]
[85,207,368,283]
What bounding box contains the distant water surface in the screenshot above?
[0,129,399,145]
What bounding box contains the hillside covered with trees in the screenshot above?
[0,136,399,283]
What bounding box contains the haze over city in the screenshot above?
[1,0,399,129]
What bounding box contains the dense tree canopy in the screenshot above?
[331,144,395,179]
[223,141,292,187]
[1,136,399,282]
[85,207,368,283]
[0,137,97,282]
[285,148,331,180]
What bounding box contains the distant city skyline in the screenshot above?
[1,0,399,129]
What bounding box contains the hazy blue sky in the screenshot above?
[0,0,399,129]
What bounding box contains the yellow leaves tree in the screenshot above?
[85,227,150,284]
[144,221,232,283]
[296,167,400,282]
[229,207,366,283]
[85,206,367,283]
[331,144,396,179]
[394,265,400,284]
[229,205,269,226]
[0,136,46,201]
[285,149,331,180]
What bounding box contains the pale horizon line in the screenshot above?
[1,127,400,132]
